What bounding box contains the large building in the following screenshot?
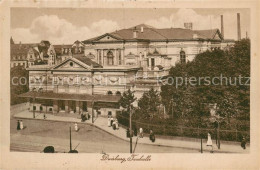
[19,24,234,118]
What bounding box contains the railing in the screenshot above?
[116,114,250,142]
[136,70,169,79]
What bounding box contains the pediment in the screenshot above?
[94,33,122,42]
[213,30,223,40]
[52,58,91,71]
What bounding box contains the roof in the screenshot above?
[83,24,223,43]
[73,55,102,68]
[18,91,121,103]
[26,64,53,70]
[11,44,32,55]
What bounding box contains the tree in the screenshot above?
[10,66,29,105]
[161,39,250,127]
[119,89,136,112]
[138,88,161,119]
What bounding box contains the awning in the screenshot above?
[19,91,121,103]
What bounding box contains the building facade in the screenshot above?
[19,24,235,118]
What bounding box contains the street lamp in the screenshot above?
[129,105,133,153]
[32,88,36,118]
[92,97,95,123]
[210,115,224,149]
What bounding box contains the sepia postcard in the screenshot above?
[0,0,259,169]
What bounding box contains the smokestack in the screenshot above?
[221,15,224,39]
[237,13,241,40]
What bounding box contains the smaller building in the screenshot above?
[10,43,40,68]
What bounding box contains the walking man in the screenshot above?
[17,120,20,130]
[241,137,246,149]
[150,130,155,142]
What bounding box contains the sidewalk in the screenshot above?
[13,110,250,153]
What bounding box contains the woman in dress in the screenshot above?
[115,119,119,129]
[74,123,78,132]
[206,132,213,152]
[20,120,24,130]
[107,117,111,127]
[139,127,143,138]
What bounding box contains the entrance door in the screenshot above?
[71,101,76,113]
[151,58,155,70]
[83,101,87,112]
[59,101,65,110]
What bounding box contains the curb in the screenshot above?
[13,115,244,153]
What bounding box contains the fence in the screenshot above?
[116,114,250,142]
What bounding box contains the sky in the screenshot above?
[11,8,250,44]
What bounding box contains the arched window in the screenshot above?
[107,51,114,65]
[116,91,121,96]
[180,51,186,64]
[107,91,113,95]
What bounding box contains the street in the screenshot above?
[11,118,200,153]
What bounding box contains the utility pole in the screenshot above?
[45,71,48,118]
[217,121,220,149]
[92,98,95,123]
[129,106,132,153]
[171,99,174,119]
[32,88,36,118]
[201,136,203,153]
[69,127,72,151]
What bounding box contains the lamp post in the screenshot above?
[211,115,223,150]
[92,97,95,124]
[129,106,133,153]
[32,88,36,118]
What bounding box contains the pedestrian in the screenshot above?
[115,119,119,129]
[134,127,137,136]
[20,120,24,130]
[17,120,20,130]
[110,117,114,127]
[241,137,246,149]
[107,117,111,127]
[112,120,116,130]
[150,130,155,142]
[74,123,78,132]
[139,127,143,138]
[43,114,46,119]
[126,128,130,138]
[206,132,213,153]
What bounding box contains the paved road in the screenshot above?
[10,118,201,153]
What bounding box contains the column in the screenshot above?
[97,49,99,63]
[101,49,104,66]
[53,100,58,114]
[65,100,69,113]
[76,101,80,114]
[103,50,106,66]
[114,49,117,65]
[121,49,124,65]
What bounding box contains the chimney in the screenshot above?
[184,23,193,30]
[237,13,241,40]
[221,15,224,39]
[141,26,144,33]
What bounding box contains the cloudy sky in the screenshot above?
[11,8,250,44]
